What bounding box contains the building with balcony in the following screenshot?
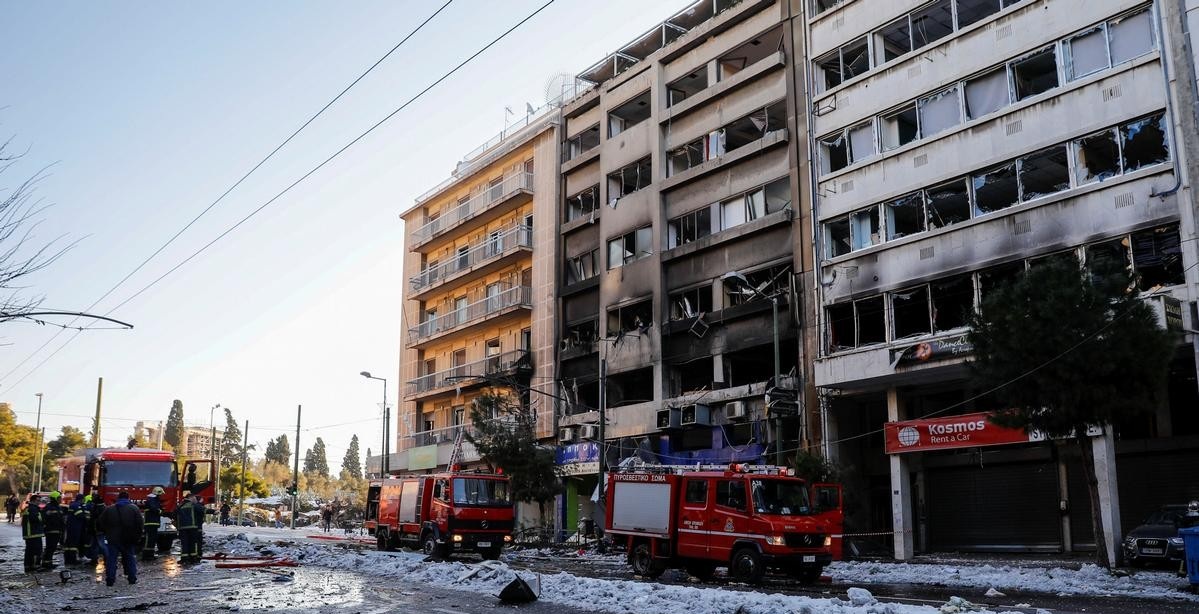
[807,0,1199,562]
[554,0,817,533]
[391,102,561,481]
[134,421,222,458]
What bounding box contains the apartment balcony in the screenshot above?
[409,172,533,248]
[408,423,476,448]
[409,224,532,300]
[404,349,531,399]
[408,285,533,347]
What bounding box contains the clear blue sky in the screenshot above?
[0,0,692,465]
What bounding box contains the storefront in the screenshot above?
[556,442,600,542]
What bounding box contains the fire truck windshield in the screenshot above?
[104,461,176,487]
[452,478,510,506]
[751,479,811,516]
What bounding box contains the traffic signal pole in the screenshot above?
[291,405,301,529]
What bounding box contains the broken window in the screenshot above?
[720,189,766,229]
[880,103,919,151]
[826,302,855,351]
[964,66,1010,119]
[722,101,786,152]
[607,157,652,203]
[886,192,926,240]
[607,299,653,336]
[565,249,599,285]
[814,36,870,92]
[1067,26,1109,80]
[826,216,851,258]
[1074,129,1121,185]
[1132,225,1184,290]
[764,178,791,213]
[667,70,708,107]
[1085,238,1132,291]
[724,265,790,307]
[827,295,884,351]
[918,85,961,138]
[1108,9,1154,65]
[819,133,848,174]
[717,28,782,81]
[812,0,846,15]
[669,286,713,320]
[911,0,953,49]
[565,125,600,161]
[850,206,880,251]
[955,0,1002,29]
[931,275,973,331]
[608,91,651,137]
[926,179,971,229]
[607,226,652,269]
[972,162,1019,215]
[1012,47,1059,101]
[1120,114,1169,172]
[668,207,712,248]
[668,137,707,176]
[876,16,912,64]
[978,262,1024,302]
[892,285,932,338]
[1018,145,1070,201]
[856,296,886,345]
[565,185,599,221]
[563,319,598,350]
[848,121,876,163]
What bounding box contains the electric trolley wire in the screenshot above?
[0,0,455,387]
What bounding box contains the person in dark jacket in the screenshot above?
[21,495,45,572]
[176,492,204,563]
[63,496,84,566]
[97,491,142,586]
[89,496,108,566]
[219,501,231,526]
[141,489,163,561]
[40,491,65,570]
[5,494,17,523]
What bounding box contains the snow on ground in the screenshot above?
[207,531,1029,614]
[828,560,1198,603]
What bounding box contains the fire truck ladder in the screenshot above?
[447,427,466,469]
[618,459,794,475]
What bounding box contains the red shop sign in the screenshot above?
[884,412,1031,454]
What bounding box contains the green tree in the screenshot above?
[46,426,88,460]
[967,257,1173,568]
[303,437,329,477]
[466,392,560,519]
[264,434,291,466]
[219,462,270,501]
[164,400,185,450]
[220,407,242,467]
[0,404,39,495]
[341,434,362,479]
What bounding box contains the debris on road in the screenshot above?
[847,587,876,606]
[498,574,540,604]
[983,587,1006,598]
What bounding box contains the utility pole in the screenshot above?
[92,377,103,447]
[210,404,221,502]
[33,393,43,492]
[291,405,301,529]
[237,420,249,526]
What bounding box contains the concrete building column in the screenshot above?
[887,387,914,560]
[1057,459,1073,552]
[1092,427,1123,565]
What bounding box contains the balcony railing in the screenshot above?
[408,423,476,448]
[406,349,530,397]
[409,285,533,343]
[411,172,533,245]
[410,225,532,294]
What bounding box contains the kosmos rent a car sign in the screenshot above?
[883,412,1031,454]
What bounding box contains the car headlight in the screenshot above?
[824,536,832,547]
[766,535,785,546]
[1123,536,1136,546]
[503,535,512,542]
[1170,537,1184,546]
[452,534,463,542]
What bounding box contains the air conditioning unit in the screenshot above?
[579,424,600,440]
[724,401,747,421]
[558,427,576,443]
[681,403,711,426]
[657,408,680,430]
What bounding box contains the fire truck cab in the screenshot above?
[365,471,514,559]
[605,463,840,584]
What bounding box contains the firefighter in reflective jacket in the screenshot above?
[41,491,65,569]
[176,492,204,563]
[63,496,85,566]
[141,488,164,560]
[22,495,45,572]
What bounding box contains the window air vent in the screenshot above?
[1005,120,1023,136]
[996,24,1012,40]
[913,154,929,168]
[1114,192,1134,209]
[919,246,935,260]
[841,180,855,193]
[1013,219,1032,235]
[1102,85,1123,102]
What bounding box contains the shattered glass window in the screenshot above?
[892,285,932,339]
[1085,238,1132,291]
[955,0,1002,29]
[1132,225,1184,290]
[1074,129,1121,184]
[1018,145,1071,201]
[878,16,913,63]
[850,206,880,251]
[918,86,961,138]
[926,180,972,229]
[965,67,1010,119]
[820,134,849,174]
[1109,9,1154,65]
[1121,114,1169,172]
[972,162,1019,215]
[911,0,953,48]
[826,216,851,258]
[827,302,855,350]
[1012,48,1059,101]
[881,103,919,151]
[856,296,886,345]
[1067,26,1109,80]
[848,121,876,163]
[886,192,926,240]
[931,275,974,331]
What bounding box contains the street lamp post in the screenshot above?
[33,393,44,493]
[361,372,389,476]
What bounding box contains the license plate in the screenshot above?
[802,555,815,563]
[477,541,491,548]
[1141,547,1164,555]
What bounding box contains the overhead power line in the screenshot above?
[0,0,454,387]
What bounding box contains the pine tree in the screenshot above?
[467,393,560,518]
[273,435,291,465]
[341,434,362,479]
[164,400,185,450]
[220,407,242,467]
[303,437,329,477]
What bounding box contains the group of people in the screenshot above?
[16,489,209,587]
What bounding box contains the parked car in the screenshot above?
[1123,505,1188,566]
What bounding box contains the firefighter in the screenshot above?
[5,493,17,523]
[41,491,65,570]
[141,488,164,561]
[21,495,45,572]
[89,495,108,566]
[97,491,142,586]
[63,495,85,566]
[176,492,204,563]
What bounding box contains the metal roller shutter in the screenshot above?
[1117,448,1199,535]
[926,461,1061,552]
[1065,456,1095,549]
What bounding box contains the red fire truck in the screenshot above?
[365,471,514,559]
[605,463,841,584]
[58,448,216,551]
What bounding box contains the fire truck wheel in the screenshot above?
[630,543,665,579]
[421,532,445,559]
[376,528,389,551]
[683,562,716,581]
[730,547,765,584]
[480,547,502,561]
